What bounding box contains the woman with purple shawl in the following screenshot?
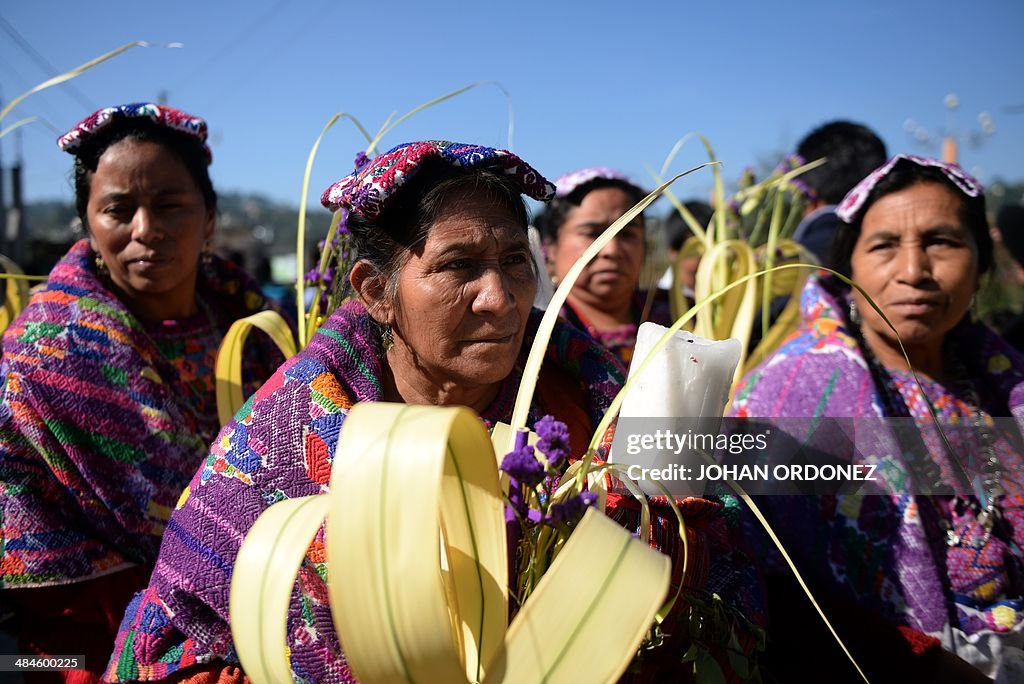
[104,141,765,684]
[732,155,1024,682]
[0,104,286,683]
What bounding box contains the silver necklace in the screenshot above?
[945,352,1004,548]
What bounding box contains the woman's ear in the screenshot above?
[203,207,216,242]
[350,260,392,325]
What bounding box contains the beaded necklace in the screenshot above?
[859,330,1014,551]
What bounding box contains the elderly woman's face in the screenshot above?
[850,181,978,356]
[390,192,537,390]
[548,187,645,314]
[86,139,213,320]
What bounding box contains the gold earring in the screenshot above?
[95,255,108,276]
[381,324,394,351]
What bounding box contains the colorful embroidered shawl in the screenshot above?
[0,240,286,587]
[105,301,625,682]
[730,274,1024,669]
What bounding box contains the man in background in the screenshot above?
[792,120,888,266]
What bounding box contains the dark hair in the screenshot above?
[346,163,531,305]
[71,118,217,227]
[664,200,713,252]
[830,160,993,278]
[796,121,887,204]
[996,204,1024,267]
[534,178,646,244]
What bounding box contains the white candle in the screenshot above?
[612,322,741,496]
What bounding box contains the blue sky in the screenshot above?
[2,0,1022,212]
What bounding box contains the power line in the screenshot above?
[167,0,291,95]
[0,14,98,112]
[11,113,62,137]
[205,0,335,103]
[0,61,38,94]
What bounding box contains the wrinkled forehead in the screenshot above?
[414,199,530,254]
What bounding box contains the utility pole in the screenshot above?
[942,137,958,165]
[6,130,25,265]
[0,89,6,255]
[943,93,959,164]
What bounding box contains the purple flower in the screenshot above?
[304,268,322,286]
[773,154,804,175]
[500,444,544,488]
[535,415,571,468]
[788,178,816,201]
[354,151,371,171]
[547,491,598,525]
[336,210,351,235]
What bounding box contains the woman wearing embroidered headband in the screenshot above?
[0,103,286,682]
[731,155,1024,681]
[106,141,764,683]
[535,167,670,365]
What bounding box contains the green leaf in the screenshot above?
[695,648,727,684]
[726,630,750,678]
[681,642,700,664]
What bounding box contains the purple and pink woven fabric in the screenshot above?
[321,140,555,218]
[0,239,285,588]
[835,154,983,224]
[57,102,212,163]
[731,273,1024,667]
